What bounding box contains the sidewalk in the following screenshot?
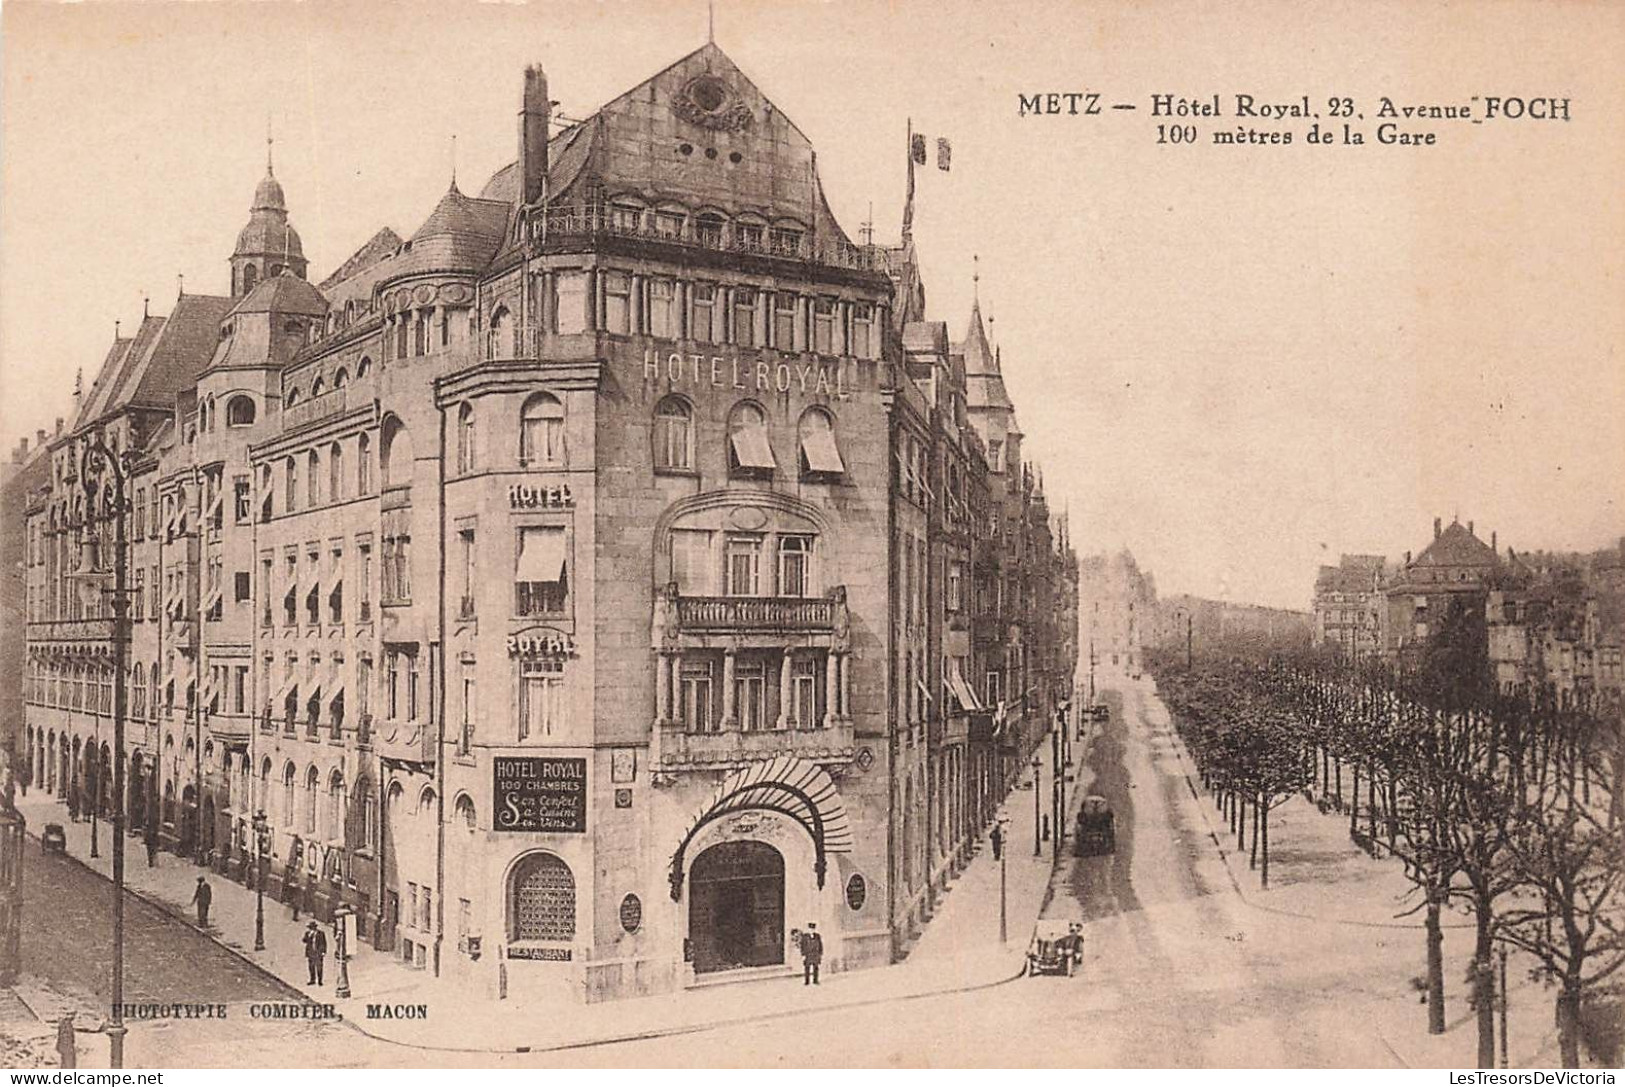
[1137,682,1595,1070]
[15,746,1083,1055]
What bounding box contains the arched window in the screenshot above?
[508,852,576,941]
[487,307,510,359]
[285,387,301,408]
[418,786,437,819]
[285,457,298,513]
[242,264,258,294]
[304,765,319,834]
[333,368,349,389]
[357,356,373,379]
[798,407,846,477]
[259,757,271,814]
[380,417,413,488]
[307,449,321,506]
[456,403,477,474]
[327,770,346,842]
[519,393,564,467]
[282,762,296,826]
[357,432,372,495]
[695,211,726,248]
[653,396,693,471]
[329,442,345,501]
[454,793,476,832]
[226,395,257,427]
[312,377,326,398]
[727,401,775,476]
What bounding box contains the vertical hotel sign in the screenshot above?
[494,757,588,833]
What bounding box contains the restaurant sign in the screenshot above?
[507,946,572,961]
[494,756,588,833]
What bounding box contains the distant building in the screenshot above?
[1382,517,1501,657]
[1155,593,1312,659]
[1487,538,1625,707]
[1078,550,1156,673]
[1312,554,1387,660]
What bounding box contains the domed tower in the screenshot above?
[230,134,308,297]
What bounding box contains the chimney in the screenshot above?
[1405,550,1412,564]
[54,417,63,436]
[35,429,45,448]
[1468,520,1475,537]
[1434,517,1442,539]
[519,64,550,207]
[1491,530,1497,553]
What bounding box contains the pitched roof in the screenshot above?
[1413,521,1499,568]
[319,227,404,291]
[122,294,237,411]
[385,183,511,276]
[229,271,329,318]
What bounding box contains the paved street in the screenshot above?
[550,678,1424,1067]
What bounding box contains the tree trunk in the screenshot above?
[1350,761,1361,833]
[1426,883,1446,1035]
[1368,770,1378,840]
[1334,758,1343,810]
[1261,801,1270,888]
[1474,896,1496,1069]
[1237,792,1247,853]
[1556,979,1582,1069]
[1250,792,1260,869]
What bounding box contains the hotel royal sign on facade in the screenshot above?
[640,347,855,400]
[493,756,589,834]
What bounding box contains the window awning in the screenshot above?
[201,584,223,615]
[516,527,567,583]
[329,686,345,708]
[206,490,223,521]
[730,426,776,470]
[801,425,845,474]
[276,677,298,704]
[945,658,983,712]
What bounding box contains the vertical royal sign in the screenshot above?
[493,757,588,833]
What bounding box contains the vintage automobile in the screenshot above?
[1088,704,1110,721]
[40,823,67,855]
[1074,795,1116,857]
[1028,919,1084,977]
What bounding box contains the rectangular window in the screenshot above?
[458,662,476,755]
[648,279,675,339]
[234,666,247,715]
[515,526,568,616]
[813,298,835,355]
[669,529,714,595]
[690,284,717,344]
[778,535,813,597]
[518,659,564,740]
[459,529,476,617]
[407,652,421,721]
[948,561,964,612]
[235,570,251,603]
[654,210,684,239]
[554,272,588,335]
[358,542,373,617]
[603,272,631,335]
[407,882,419,929]
[725,535,761,597]
[680,658,715,732]
[792,655,820,728]
[773,293,797,350]
[736,222,764,252]
[610,203,642,233]
[733,288,757,347]
[852,303,874,359]
[234,478,251,523]
[770,227,803,258]
[734,659,766,732]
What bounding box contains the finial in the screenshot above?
[142,292,149,319]
[177,273,184,297]
[708,0,715,43]
[972,253,980,302]
[74,367,83,398]
[114,319,121,338]
[266,114,275,176]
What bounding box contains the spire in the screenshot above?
[707,0,715,43]
[266,114,275,176]
[450,134,458,190]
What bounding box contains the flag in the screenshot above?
[911,133,927,166]
[936,137,952,171]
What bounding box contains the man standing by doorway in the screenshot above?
[799,922,823,986]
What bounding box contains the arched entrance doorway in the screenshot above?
[688,840,785,974]
[128,754,145,827]
[180,785,197,857]
[200,794,216,860]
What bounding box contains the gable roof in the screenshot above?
[1413,521,1499,568]
[122,294,237,411]
[320,227,404,291]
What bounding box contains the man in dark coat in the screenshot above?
[800,922,823,986]
[303,920,327,985]
[189,876,212,927]
[55,1014,76,1069]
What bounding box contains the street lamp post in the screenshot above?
[997,816,1008,945]
[334,905,352,998]
[69,432,132,1069]
[1031,754,1042,856]
[252,810,267,952]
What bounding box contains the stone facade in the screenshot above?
[18,41,1078,1004]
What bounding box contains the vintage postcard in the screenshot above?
[0,0,1621,1072]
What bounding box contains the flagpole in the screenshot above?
[903,117,916,243]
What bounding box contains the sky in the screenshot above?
[2,0,1621,610]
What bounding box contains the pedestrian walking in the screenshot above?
[799,921,823,986]
[990,822,1004,860]
[189,875,212,927]
[66,787,79,823]
[303,920,327,986]
[55,1014,76,1069]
